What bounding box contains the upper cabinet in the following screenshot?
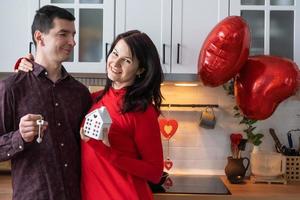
[115,0,229,74]
[230,0,300,66]
[0,0,39,72]
[39,0,114,73]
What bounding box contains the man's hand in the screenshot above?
[19,114,48,142]
[15,54,34,72]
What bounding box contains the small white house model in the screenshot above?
[83,106,112,140]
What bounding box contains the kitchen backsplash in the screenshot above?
[160,83,300,175]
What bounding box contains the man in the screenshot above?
[0,5,92,200]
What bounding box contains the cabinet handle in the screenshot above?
[162,43,166,64]
[177,43,180,64]
[29,42,33,54]
[105,43,109,58]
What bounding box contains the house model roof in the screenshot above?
[85,106,112,124]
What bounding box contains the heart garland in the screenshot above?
[159,119,178,139]
[163,177,173,189]
[159,118,178,171]
[164,158,173,170]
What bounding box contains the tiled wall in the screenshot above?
[160,84,300,175]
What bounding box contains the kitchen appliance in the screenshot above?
[152,175,230,195]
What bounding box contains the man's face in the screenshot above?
[39,18,76,63]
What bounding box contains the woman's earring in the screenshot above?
[137,73,141,78]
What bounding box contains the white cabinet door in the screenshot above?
[115,0,229,74]
[0,0,38,72]
[230,0,300,66]
[115,0,172,73]
[40,0,114,73]
[171,0,228,73]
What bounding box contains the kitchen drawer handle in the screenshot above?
[177,43,180,64]
[162,43,166,64]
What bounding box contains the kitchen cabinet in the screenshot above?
[115,0,229,74]
[0,0,38,72]
[40,0,114,73]
[230,0,300,66]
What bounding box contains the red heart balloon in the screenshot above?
[164,158,173,170]
[235,55,300,120]
[159,119,178,139]
[198,16,250,87]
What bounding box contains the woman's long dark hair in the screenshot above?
[96,30,164,114]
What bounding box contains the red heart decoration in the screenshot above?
[164,158,173,170]
[163,177,173,189]
[159,119,178,139]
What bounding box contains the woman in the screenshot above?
[80,30,164,200]
[15,30,164,200]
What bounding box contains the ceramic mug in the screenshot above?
[199,107,216,129]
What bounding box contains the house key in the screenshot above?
[36,118,44,143]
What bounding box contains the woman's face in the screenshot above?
[107,39,142,89]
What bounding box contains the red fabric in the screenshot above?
[81,88,164,200]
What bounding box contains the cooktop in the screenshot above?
[151,175,231,195]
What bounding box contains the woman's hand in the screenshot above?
[15,53,34,72]
[80,127,110,147]
[80,128,91,142]
[102,127,110,147]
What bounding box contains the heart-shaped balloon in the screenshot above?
[235,55,300,120]
[198,16,250,87]
[159,119,178,139]
[164,158,173,170]
[163,177,173,189]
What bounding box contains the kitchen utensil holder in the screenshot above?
[285,156,300,181]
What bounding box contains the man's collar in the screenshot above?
[32,62,70,80]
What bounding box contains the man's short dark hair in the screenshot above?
[31,5,75,46]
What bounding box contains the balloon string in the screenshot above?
[167,139,170,158]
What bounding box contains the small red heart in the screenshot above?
[159,119,178,139]
[164,158,173,170]
[164,177,173,188]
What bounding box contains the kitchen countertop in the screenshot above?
[154,176,300,200]
[1,174,300,200]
